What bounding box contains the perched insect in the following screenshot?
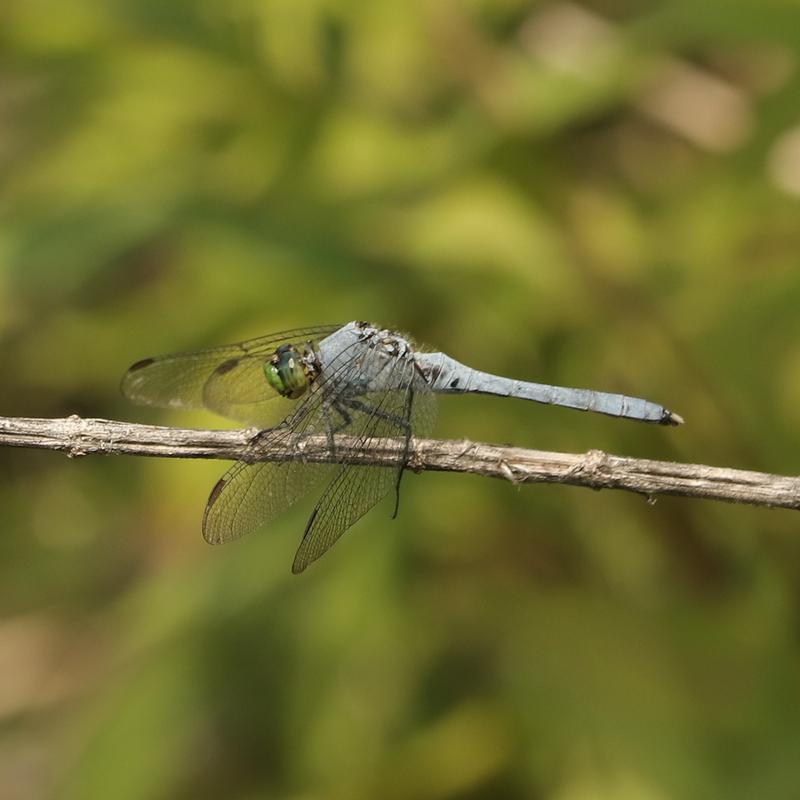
[123,321,681,572]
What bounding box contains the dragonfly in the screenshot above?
[122,321,682,573]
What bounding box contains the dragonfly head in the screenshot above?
[264,344,309,399]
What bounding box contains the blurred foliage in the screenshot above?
[2,0,800,798]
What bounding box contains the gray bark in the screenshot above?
[0,415,797,512]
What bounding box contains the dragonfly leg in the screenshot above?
[323,399,354,457]
[322,400,352,453]
[328,401,353,433]
[394,388,414,518]
[321,401,335,454]
[340,398,411,433]
[342,393,414,519]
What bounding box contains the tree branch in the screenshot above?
[1,415,798,512]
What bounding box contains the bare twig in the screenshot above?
[0,415,798,512]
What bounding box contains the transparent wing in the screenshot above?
[120,324,342,424]
[201,334,377,544]
[292,357,437,573]
[201,355,297,426]
[202,458,337,546]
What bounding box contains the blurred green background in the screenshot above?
[3,1,800,798]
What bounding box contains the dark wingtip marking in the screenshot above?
[207,476,227,507]
[214,358,240,376]
[128,357,155,372]
[449,377,459,388]
[202,477,228,545]
[291,509,320,574]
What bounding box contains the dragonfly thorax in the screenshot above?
[264,344,310,399]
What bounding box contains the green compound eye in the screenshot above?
[264,345,308,399]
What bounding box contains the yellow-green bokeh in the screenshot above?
[2,1,800,798]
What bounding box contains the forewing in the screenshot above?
[121,324,341,416]
[201,334,375,543]
[201,355,296,426]
[292,356,436,573]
